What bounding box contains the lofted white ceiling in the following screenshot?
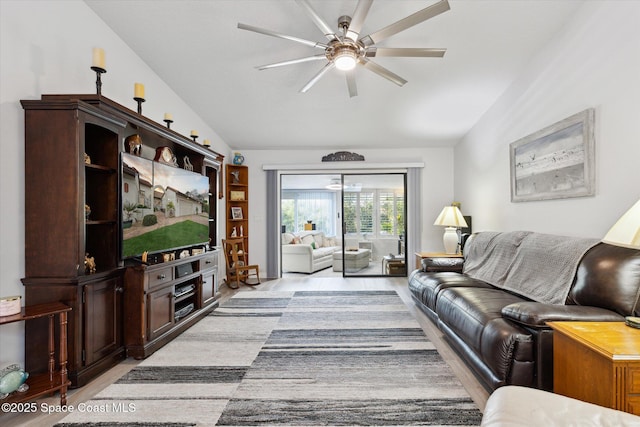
[85,0,583,151]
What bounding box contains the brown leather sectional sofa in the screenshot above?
[408,231,640,392]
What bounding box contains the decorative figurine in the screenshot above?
[183,156,193,171]
[231,227,237,237]
[125,134,143,156]
[231,170,241,184]
[0,364,29,400]
[84,253,96,274]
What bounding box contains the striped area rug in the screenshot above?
[57,290,482,426]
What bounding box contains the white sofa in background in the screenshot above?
[282,231,340,273]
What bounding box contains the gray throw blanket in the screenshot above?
[463,231,599,304]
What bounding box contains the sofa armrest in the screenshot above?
[502,302,625,328]
[281,244,313,255]
[421,257,464,273]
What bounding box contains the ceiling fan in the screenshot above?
[238,0,450,97]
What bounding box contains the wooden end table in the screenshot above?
[0,302,71,407]
[547,321,640,415]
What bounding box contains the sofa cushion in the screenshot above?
[313,247,337,259]
[323,235,337,247]
[436,287,530,355]
[312,233,324,247]
[408,271,493,312]
[567,243,640,316]
[301,234,315,245]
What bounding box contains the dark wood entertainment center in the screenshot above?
[21,94,224,387]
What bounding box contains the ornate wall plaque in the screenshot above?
[321,151,365,162]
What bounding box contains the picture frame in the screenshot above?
[230,190,245,201]
[231,206,243,220]
[510,108,595,202]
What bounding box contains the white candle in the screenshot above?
[164,113,173,121]
[134,83,145,99]
[190,130,198,137]
[92,47,105,69]
[203,139,211,147]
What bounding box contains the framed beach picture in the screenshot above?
[510,109,595,202]
[231,206,243,220]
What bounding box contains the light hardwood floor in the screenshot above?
[2,276,489,427]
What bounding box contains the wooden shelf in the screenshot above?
[225,164,249,264]
[0,302,71,407]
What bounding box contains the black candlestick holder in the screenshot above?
[134,97,145,114]
[91,66,106,95]
[164,119,173,129]
[191,135,198,143]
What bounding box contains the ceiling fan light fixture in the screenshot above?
[334,49,357,71]
[326,178,343,190]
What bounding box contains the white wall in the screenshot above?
[0,1,231,366]
[240,147,456,273]
[454,2,640,238]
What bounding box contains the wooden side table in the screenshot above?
[0,302,71,407]
[414,252,463,270]
[548,321,640,415]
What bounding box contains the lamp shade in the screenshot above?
[434,206,468,228]
[602,199,640,249]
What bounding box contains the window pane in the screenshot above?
[379,191,394,235]
[281,199,295,233]
[359,192,374,234]
[282,190,336,235]
[343,193,358,234]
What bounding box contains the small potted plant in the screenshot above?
[122,201,139,228]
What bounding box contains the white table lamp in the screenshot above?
[602,198,640,249]
[434,206,468,254]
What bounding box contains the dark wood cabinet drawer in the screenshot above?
[149,267,173,289]
[200,254,217,271]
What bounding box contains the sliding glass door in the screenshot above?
[279,173,407,278]
[341,173,407,277]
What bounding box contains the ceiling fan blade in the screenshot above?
[366,47,446,58]
[296,0,339,41]
[359,58,407,86]
[360,0,450,47]
[345,0,373,41]
[257,54,327,70]
[238,23,328,49]
[300,62,336,93]
[346,70,358,97]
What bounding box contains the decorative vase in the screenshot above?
[233,152,245,165]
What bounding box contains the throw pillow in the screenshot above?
[292,236,302,244]
[301,234,315,245]
[310,241,316,249]
[281,232,295,245]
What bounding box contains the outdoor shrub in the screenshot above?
[143,214,158,226]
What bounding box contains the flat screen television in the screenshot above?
[121,153,210,259]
